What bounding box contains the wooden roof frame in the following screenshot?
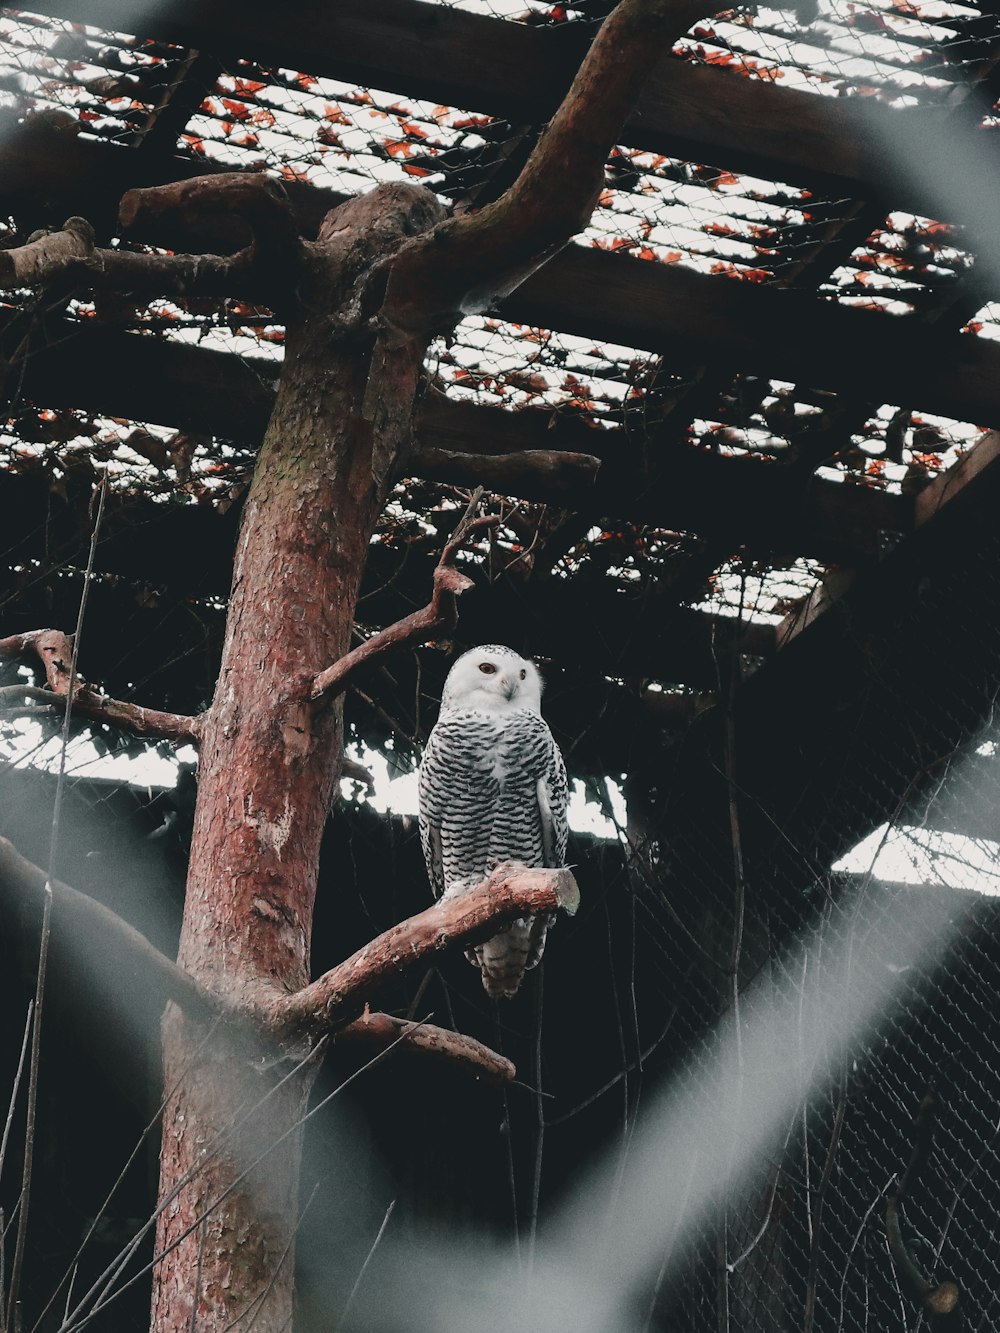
[2,0,1000,847]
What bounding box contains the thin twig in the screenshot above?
[29,1017,225,1333]
[8,481,107,1330]
[404,968,435,1021]
[5,893,50,1332]
[545,1007,677,1127]
[62,1021,432,1333]
[61,1267,77,1327]
[802,1083,847,1333]
[310,491,499,703]
[497,1010,519,1268]
[335,1199,396,1331]
[526,966,544,1275]
[0,1004,33,1187]
[57,1036,326,1333]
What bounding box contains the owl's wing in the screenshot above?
[417,729,447,898]
[536,727,569,868]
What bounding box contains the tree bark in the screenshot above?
[0,3,729,1327]
[150,183,444,1333]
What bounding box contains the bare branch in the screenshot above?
[336,1012,515,1084]
[413,446,601,502]
[310,499,499,703]
[84,246,260,301]
[0,215,261,301]
[119,173,301,267]
[0,684,61,705]
[0,176,302,301]
[0,837,516,1085]
[339,757,376,792]
[0,626,75,691]
[0,631,49,660]
[0,836,222,1027]
[4,686,203,746]
[885,1092,962,1326]
[0,628,203,745]
[416,0,722,308]
[0,216,94,286]
[271,861,580,1041]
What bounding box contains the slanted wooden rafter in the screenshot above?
[13,0,953,209]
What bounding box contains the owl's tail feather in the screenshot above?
[469,915,553,999]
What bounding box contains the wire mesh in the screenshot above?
[0,8,187,147]
[0,0,999,1330]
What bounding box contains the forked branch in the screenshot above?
[311,494,499,703]
[0,175,302,303]
[0,836,531,1084]
[0,628,203,746]
[271,861,581,1042]
[417,0,725,308]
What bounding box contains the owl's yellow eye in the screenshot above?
[519,669,526,680]
[479,662,496,674]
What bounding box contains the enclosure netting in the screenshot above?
[1,0,1000,1328]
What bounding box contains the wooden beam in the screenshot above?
[4,124,999,431]
[18,0,954,212]
[645,419,1000,912]
[773,431,1000,649]
[0,465,765,692]
[501,245,1000,427]
[913,429,1000,528]
[14,324,907,561]
[134,50,227,155]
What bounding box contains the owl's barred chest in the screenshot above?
[444,707,552,786]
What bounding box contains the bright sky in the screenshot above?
[0,716,627,838]
[834,821,1000,894]
[5,710,1000,889]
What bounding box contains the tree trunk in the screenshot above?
[150,187,440,1332]
[0,8,712,1324]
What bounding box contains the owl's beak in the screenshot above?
[500,674,517,700]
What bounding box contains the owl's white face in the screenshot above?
[441,645,543,714]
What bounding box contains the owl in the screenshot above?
[418,645,569,999]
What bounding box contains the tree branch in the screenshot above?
[0,216,95,286]
[0,628,203,745]
[271,861,580,1041]
[310,497,499,703]
[339,756,377,791]
[0,175,301,302]
[0,218,261,301]
[336,1012,515,1084]
[412,446,601,502]
[416,0,723,309]
[0,835,222,1026]
[0,836,518,1083]
[121,173,297,247]
[84,246,260,300]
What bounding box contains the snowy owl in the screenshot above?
[417,645,569,998]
